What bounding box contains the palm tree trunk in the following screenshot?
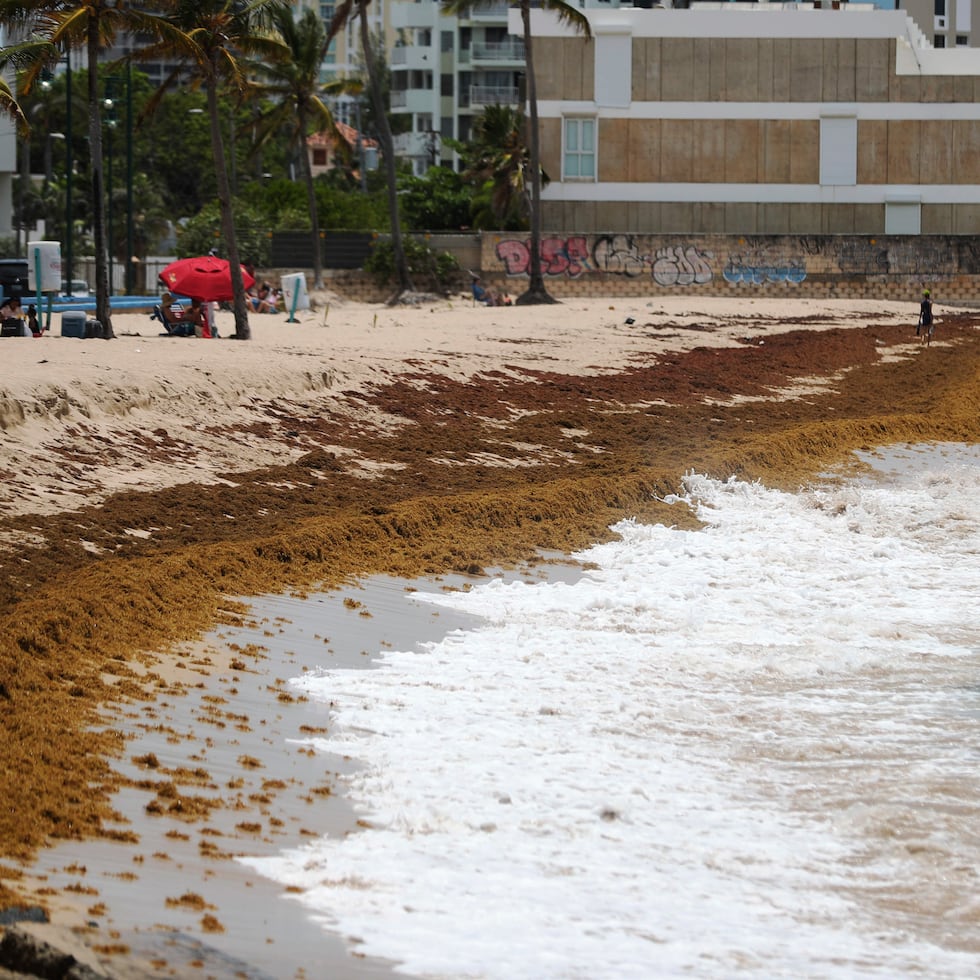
[516,0,556,305]
[298,105,324,290]
[206,71,251,339]
[358,1,414,301]
[87,22,115,337]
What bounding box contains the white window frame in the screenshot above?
[563,117,597,182]
[819,114,857,187]
[885,197,922,235]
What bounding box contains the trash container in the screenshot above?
[61,310,87,338]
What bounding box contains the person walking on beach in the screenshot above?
[917,288,934,345]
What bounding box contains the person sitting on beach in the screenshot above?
[0,296,30,337]
[185,298,211,338]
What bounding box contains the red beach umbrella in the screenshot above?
[159,256,255,303]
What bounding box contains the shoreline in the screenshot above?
[2,296,979,976]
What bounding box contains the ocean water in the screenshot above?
[243,444,980,979]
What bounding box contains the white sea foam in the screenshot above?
[242,445,980,978]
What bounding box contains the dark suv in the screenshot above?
[0,259,29,300]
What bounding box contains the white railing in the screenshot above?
[469,85,521,106]
[472,39,526,61]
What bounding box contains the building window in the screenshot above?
[441,31,454,53]
[885,199,921,235]
[819,115,857,186]
[956,34,969,45]
[563,118,596,180]
[935,35,947,46]
[313,148,328,167]
[441,73,454,97]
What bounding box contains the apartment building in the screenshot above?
[523,2,980,236]
[903,0,979,46]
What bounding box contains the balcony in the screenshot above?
[391,45,433,71]
[469,85,521,107]
[472,39,525,63]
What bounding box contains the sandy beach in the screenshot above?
[1,291,979,977]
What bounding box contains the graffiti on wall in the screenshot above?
[493,235,808,287]
[723,253,807,285]
[495,236,592,278]
[495,235,716,285]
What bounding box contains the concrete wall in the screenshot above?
[478,231,980,302]
[531,6,980,236]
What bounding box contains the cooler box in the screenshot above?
[61,310,87,338]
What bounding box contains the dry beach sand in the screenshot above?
[1,291,979,977]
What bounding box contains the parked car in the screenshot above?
[0,259,29,300]
[60,279,91,298]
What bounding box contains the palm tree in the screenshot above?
[459,104,542,231]
[248,6,344,292]
[0,7,147,338]
[441,0,590,305]
[329,0,414,301]
[139,0,289,339]
[0,75,27,132]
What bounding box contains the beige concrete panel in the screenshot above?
[694,202,727,234]
[919,75,953,103]
[821,39,840,102]
[857,120,888,185]
[561,38,594,103]
[921,204,953,235]
[835,40,857,103]
[724,203,759,234]
[896,74,922,103]
[854,39,890,102]
[724,120,761,182]
[628,202,661,234]
[789,120,820,184]
[567,201,598,233]
[600,202,632,232]
[821,205,855,234]
[850,205,883,235]
[770,38,791,100]
[787,204,824,234]
[630,119,662,183]
[887,121,921,183]
[661,38,696,102]
[541,202,569,234]
[757,39,775,102]
[947,75,973,103]
[707,38,727,101]
[789,40,823,103]
[535,38,566,102]
[540,118,563,188]
[724,39,760,101]
[634,38,661,102]
[661,202,698,233]
[951,121,980,184]
[758,203,792,235]
[661,120,694,182]
[761,119,792,183]
[692,119,726,182]
[952,204,980,234]
[598,119,630,183]
[918,120,953,185]
[693,39,714,101]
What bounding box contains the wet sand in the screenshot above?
[1,295,979,976]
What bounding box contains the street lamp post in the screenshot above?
[104,80,117,295]
[39,52,73,296]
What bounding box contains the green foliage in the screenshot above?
[177,201,272,266]
[314,180,389,231]
[364,235,461,294]
[397,167,472,232]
